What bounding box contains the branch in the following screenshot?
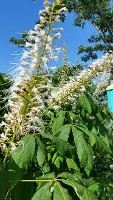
[96,0,113,40]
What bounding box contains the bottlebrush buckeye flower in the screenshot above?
[0,0,68,161]
[50,54,113,103]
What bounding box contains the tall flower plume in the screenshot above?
[0,0,67,162]
[50,53,113,103]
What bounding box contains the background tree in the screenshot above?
[62,0,113,62]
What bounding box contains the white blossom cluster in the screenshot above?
[0,0,67,153]
[94,72,110,96]
[50,53,113,103]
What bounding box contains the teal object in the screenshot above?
[107,88,113,113]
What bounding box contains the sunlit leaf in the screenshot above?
[72,127,93,175]
[58,124,70,141]
[52,111,66,134]
[32,182,52,200]
[61,179,97,200]
[12,134,35,170]
[66,158,80,172]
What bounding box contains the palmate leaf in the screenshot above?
[72,127,93,176]
[0,165,8,200]
[58,124,70,141]
[31,182,52,200]
[11,134,35,170]
[52,110,66,135]
[61,179,97,200]
[53,182,72,200]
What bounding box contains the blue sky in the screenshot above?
[0,0,102,74]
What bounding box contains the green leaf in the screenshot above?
[96,111,103,122]
[40,132,72,157]
[75,124,91,137]
[95,134,112,154]
[32,182,52,200]
[57,172,81,182]
[53,182,72,200]
[75,125,96,146]
[68,112,78,123]
[54,156,61,169]
[101,134,110,149]
[52,111,66,134]
[0,165,8,200]
[88,183,99,192]
[58,124,70,141]
[79,94,92,114]
[52,152,62,169]
[36,138,50,173]
[89,133,96,147]
[61,179,97,200]
[53,154,62,169]
[12,134,35,170]
[56,138,72,157]
[52,152,58,164]
[72,127,93,176]
[66,158,80,172]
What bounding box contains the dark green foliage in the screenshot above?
[1,0,113,198]
[12,172,35,200]
[1,87,113,199]
[0,164,8,200]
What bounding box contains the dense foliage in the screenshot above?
[0,0,113,199]
[1,82,113,199]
